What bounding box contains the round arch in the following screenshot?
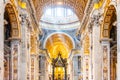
[101,4,117,80]
[4,3,20,39]
[44,32,75,48]
[101,5,116,38]
[44,32,75,58]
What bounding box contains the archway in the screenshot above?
[4,3,20,80]
[4,3,20,38]
[44,33,74,80]
[45,33,74,59]
[102,5,117,80]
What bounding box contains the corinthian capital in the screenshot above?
[90,10,103,26]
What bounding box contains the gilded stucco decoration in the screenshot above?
[12,45,18,80]
[103,46,109,80]
[30,35,37,54]
[18,0,27,9]
[85,57,90,80]
[5,3,20,38]
[32,0,88,21]
[84,34,90,55]
[31,58,35,80]
[94,0,104,9]
[101,5,116,38]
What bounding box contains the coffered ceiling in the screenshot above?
[45,33,74,58]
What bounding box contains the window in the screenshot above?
[45,8,52,16]
[44,7,74,17]
[40,6,80,29]
[56,7,64,16]
[67,9,73,16]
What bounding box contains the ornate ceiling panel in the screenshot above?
[102,5,116,38]
[32,0,88,21]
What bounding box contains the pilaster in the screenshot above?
[0,1,4,80]
[31,55,35,80]
[88,26,93,80]
[39,55,46,80]
[73,56,79,80]
[117,2,120,80]
[19,8,28,80]
[10,39,21,80]
[101,39,110,80]
[30,54,39,80]
[83,55,90,80]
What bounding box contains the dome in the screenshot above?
[40,6,80,30]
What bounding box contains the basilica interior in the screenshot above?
[0,0,120,80]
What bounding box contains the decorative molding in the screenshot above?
[84,34,90,55]
[102,46,109,80]
[100,38,112,42]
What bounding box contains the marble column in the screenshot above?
[101,39,110,80]
[91,11,102,80]
[117,2,120,80]
[0,0,4,80]
[89,26,93,80]
[35,54,39,80]
[26,25,31,80]
[39,55,46,80]
[4,53,11,80]
[67,59,73,80]
[80,47,84,80]
[65,66,67,80]
[19,11,28,80]
[11,39,21,80]
[73,56,78,80]
[52,66,55,80]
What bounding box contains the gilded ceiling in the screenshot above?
[45,33,74,58]
[32,0,88,21]
[5,3,20,38]
[102,5,116,38]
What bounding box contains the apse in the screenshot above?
[44,33,74,58]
